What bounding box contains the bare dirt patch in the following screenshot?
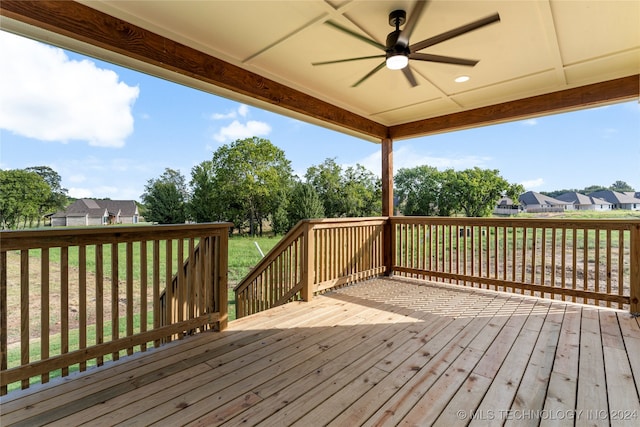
[4,251,142,346]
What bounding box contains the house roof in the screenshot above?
[588,190,640,205]
[555,192,612,206]
[1,1,637,142]
[53,199,137,218]
[100,200,138,216]
[518,191,571,207]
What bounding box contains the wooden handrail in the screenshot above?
[0,223,231,395]
[391,217,640,314]
[234,218,387,318]
[235,216,639,319]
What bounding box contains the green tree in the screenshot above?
[305,158,380,218]
[305,158,343,218]
[582,184,608,194]
[394,165,442,216]
[342,165,381,217]
[188,160,217,223]
[25,166,68,226]
[609,180,634,192]
[0,169,50,229]
[209,137,293,236]
[141,168,188,224]
[440,167,523,217]
[282,182,325,231]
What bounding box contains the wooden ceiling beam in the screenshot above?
[0,0,388,140]
[389,75,639,139]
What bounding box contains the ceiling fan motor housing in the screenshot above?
[386,10,409,58]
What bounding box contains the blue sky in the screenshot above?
[1,31,639,201]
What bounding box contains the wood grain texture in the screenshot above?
[3,278,638,426]
[390,75,640,139]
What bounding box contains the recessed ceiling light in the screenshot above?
[455,75,470,83]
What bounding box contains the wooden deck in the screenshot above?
[2,278,639,426]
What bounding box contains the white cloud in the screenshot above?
[211,111,238,120]
[522,119,538,126]
[354,145,492,177]
[238,104,249,117]
[210,104,250,120]
[0,31,139,147]
[68,187,93,198]
[521,178,544,189]
[213,120,271,143]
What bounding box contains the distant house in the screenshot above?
[51,199,139,226]
[494,196,521,215]
[555,192,612,211]
[518,191,572,213]
[588,190,640,210]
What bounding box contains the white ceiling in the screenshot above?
[4,1,638,141]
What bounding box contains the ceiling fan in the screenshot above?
[312,1,500,87]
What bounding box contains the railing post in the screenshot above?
[302,222,314,301]
[381,137,394,277]
[630,223,640,316]
[218,231,229,330]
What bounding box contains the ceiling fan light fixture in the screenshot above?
[386,54,408,70]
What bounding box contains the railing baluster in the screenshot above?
[1,251,7,395]
[550,228,556,300]
[61,247,69,376]
[618,229,624,309]
[594,228,600,306]
[96,244,104,365]
[153,240,160,348]
[110,243,119,360]
[20,250,29,389]
[41,248,50,382]
[126,242,134,355]
[560,228,566,301]
[140,241,148,351]
[583,228,589,305]
[78,245,87,371]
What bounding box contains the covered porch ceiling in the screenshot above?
[1,0,638,143]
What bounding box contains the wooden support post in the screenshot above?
[302,222,315,301]
[218,232,229,330]
[382,137,394,276]
[630,223,640,316]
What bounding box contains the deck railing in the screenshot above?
[0,223,230,394]
[391,217,639,313]
[234,218,386,318]
[235,217,639,319]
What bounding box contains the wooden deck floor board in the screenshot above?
[105,296,401,426]
[1,277,639,427]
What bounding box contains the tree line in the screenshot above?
[141,137,381,235]
[3,137,635,232]
[140,137,523,235]
[0,166,68,229]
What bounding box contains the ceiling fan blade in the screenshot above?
[352,61,386,87]
[397,0,429,47]
[325,20,386,51]
[402,66,419,87]
[409,52,478,66]
[410,13,500,52]
[312,55,386,66]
